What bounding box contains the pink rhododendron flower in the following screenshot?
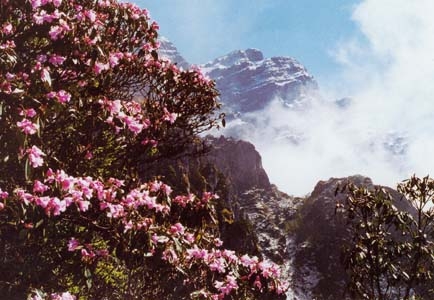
[169,222,185,235]
[49,197,67,216]
[107,99,122,114]
[31,0,42,9]
[48,20,70,40]
[27,145,45,167]
[151,233,169,244]
[16,189,33,205]
[150,181,162,192]
[0,40,15,50]
[84,10,96,22]
[209,257,226,273]
[161,184,172,196]
[5,72,15,81]
[124,116,144,134]
[17,119,39,135]
[0,188,8,199]
[2,23,13,35]
[68,238,80,251]
[81,248,95,260]
[109,52,123,67]
[19,108,37,118]
[33,180,49,193]
[76,199,90,212]
[186,245,208,260]
[254,276,262,290]
[93,61,109,74]
[276,281,289,295]
[150,21,159,31]
[50,292,75,300]
[49,25,62,40]
[184,233,195,244]
[214,238,223,247]
[214,275,239,296]
[163,107,177,124]
[47,90,71,104]
[49,54,66,66]
[35,196,50,209]
[240,254,259,269]
[37,54,47,63]
[52,0,62,8]
[57,90,71,103]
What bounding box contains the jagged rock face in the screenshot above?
[204,136,270,193]
[157,37,190,70]
[201,49,317,113]
[237,187,302,280]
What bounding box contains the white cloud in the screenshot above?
[239,0,434,195]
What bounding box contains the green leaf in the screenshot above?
[86,278,92,289]
[24,158,30,181]
[84,267,92,278]
[35,219,44,228]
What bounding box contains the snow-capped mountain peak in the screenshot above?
[157,37,190,70]
[202,48,264,70]
[200,49,318,113]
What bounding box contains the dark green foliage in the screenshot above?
[339,175,434,300]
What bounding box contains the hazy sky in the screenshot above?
[134,0,434,195]
[135,0,360,81]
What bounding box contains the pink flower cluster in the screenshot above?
[50,292,75,300]
[30,291,75,300]
[49,19,71,40]
[31,0,62,10]
[99,98,150,135]
[2,23,13,35]
[26,145,45,168]
[171,191,220,210]
[49,54,66,66]
[214,274,239,297]
[17,119,39,135]
[92,61,109,75]
[33,9,63,24]
[14,169,178,219]
[162,107,178,124]
[46,90,71,104]
[186,246,287,295]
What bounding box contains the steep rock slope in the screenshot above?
[203,136,271,192]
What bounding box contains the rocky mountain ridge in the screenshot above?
[201,49,317,113]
